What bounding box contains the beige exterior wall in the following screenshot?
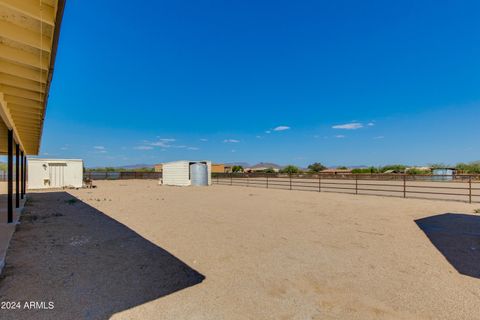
[162,161,191,186]
[162,161,212,186]
[28,159,83,189]
[212,164,225,173]
[212,164,232,173]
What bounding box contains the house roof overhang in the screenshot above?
[0,0,65,155]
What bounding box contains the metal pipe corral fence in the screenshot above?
[212,173,480,203]
[84,171,162,180]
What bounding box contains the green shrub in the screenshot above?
[456,161,480,174]
[406,168,430,175]
[232,165,244,173]
[65,199,78,205]
[307,162,326,173]
[351,167,380,174]
[280,165,300,174]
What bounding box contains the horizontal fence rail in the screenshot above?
[84,171,162,180]
[212,173,480,203]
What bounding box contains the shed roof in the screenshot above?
[163,160,211,165]
[28,158,83,162]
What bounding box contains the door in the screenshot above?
[48,163,66,187]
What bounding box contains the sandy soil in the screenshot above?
[1,180,479,319]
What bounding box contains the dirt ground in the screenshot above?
[1,180,479,319]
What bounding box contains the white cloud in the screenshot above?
[367,122,375,126]
[200,138,208,142]
[134,145,153,150]
[224,139,240,143]
[150,141,172,147]
[265,130,271,134]
[335,135,346,138]
[141,138,198,151]
[273,126,291,131]
[150,142,169,147]
[148,138,176,147]
[373,136,384,139]
[60,147,68,150]
[256,135,262,139]
[332,122,363,130]
[93,146,107,153]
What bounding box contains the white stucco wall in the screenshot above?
[162,160,212,186]
[28,159,83,189]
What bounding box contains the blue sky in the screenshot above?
[38,0,480,167]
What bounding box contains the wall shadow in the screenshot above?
[415,213,480,279]
[0,191,205,319]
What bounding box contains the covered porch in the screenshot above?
[0,0,65,270]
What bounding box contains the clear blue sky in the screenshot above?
[39,0,480,168]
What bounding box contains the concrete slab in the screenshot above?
[0,197,26,272]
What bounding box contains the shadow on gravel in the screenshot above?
[0,192,205,320]
[415,213,480,279]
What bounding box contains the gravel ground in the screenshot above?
[0,180,479,319]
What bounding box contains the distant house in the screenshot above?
[212,164,232,173]
[432,168,456,181]
[383,169,403,174]
[432,168,456,175]
[414,166,431,171]
[154,163,163,172]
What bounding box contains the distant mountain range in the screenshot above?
[224,162,251,168]
[225,162,284,169]
[249,162,283,169]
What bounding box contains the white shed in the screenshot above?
[162,160,212,186]
[28,159,84,189]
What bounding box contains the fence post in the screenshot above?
[469,176,472,204]
[230,173,233,186]
[266,175,269,189]
[355,174,358,194]
[247,175,249,187]
[289,174,292,190]
[318,175,321,192]
[403,174,406,198]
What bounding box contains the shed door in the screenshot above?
[48,163,66,187]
